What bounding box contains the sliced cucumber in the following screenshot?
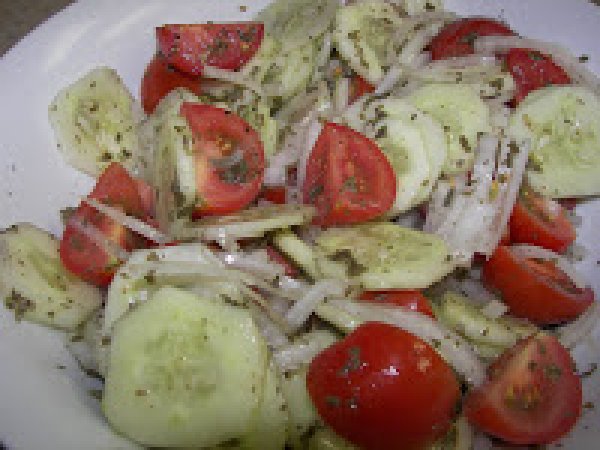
[309,427,358,450]
[508,85,600,198]
[102,244,226,334]
[174,204,316,242]
[48,67,142,177]
[347,98,447,214]
[315,223,453,289]
[281,330,339,440]
[256,0,338,52]
[401,0,443,15]
[333,2,404,84]
[409,83,492,174]
[0,224,102,330]
[240,361,288,450]
[67,310,109,377]
[438,291,536,352]
[273,231,347,281]
[102,286,269,448]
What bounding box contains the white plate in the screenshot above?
[0,0,598,448]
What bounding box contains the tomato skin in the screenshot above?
[156,23,264,76]
[140,55,203,114]
[349,75,375,104]
[266,245,300,278]
[303,123,396,226]
[260,186,287,205]
[60,164,148,286]
[506,48,571,104]
[307,322,460,450]
[509,191,575,254]
[430,18,514,60]
[180,103,265,216]
[465,333,582,445]
[359,290,435,318]
[483,246,594,324]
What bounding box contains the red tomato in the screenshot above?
[260,186,287,205]
[156,23,264,76]
[483,246,594,324]
[349,74,375,104]
[303,123,396,226]
[506,48,571,104]
[307,322,460,450]
[359,290,435,318]
[180,103,265,216]
[509,190,575,253]
[140,54,203,114]
[60,164,148,286]
[465,333,582,445]
[266,245,300,278]
[430,18,514,60]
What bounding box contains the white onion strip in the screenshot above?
[557,301,600,349]
[274,338,329,371]
[316,299,486,386]
[285,279,346,330]
[84,198,170,245]
[68,216,130,262]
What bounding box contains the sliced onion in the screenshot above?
[273,337,327,371]
[398,21,446,67]
[83,198,170,245]
[216,249,285,281]
[334,76,350,114]
[296,119,323,191]
[285,279,346,330]
[202,65,274,96]
[509,244,589,289]
[253,308,290,350]
[481,298,509,320]
[317,299,486,386]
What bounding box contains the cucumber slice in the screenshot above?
[348,98,447,214]
[48,67,142,177]
[309,427,358,450]
[102,286,269,448]
[401,0,443,15]
[241,361,288,450]
[174,204,316,241]
[508,85,600,198]
[409,83,492,174]
[437,292,536,352]
[315,223,453,289]
[102,244,226,334]
[0,224,102,330]
[333,2,404,84]
[256,0,339,52]
[281,330,338,440]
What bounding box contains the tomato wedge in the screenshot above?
[260,186,287,205]
[483,246,594,324]
[156,23,264,76]
[349,74,375,104]
[506,48,571,104]
[307,322,460,450]
[509,190,575,253]
[303,123,396,226]
[465,333,582,445]
[140,54,203,114]
[429,18,514,60]
[180,103,265,216]
[60,164,149,286]
[359,290,435,318]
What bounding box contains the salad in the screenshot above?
[1,0,600,449]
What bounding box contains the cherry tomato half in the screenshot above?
[483,246,594,324]
[180,103,265,216]
[430,18,514,60]
[156,23,264,76]
[303,123,396,226]
[509,189,575,254]
[506,48,571,104]
[307,322,460,450]
[465,333,582,445]
[140,54,203,114]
